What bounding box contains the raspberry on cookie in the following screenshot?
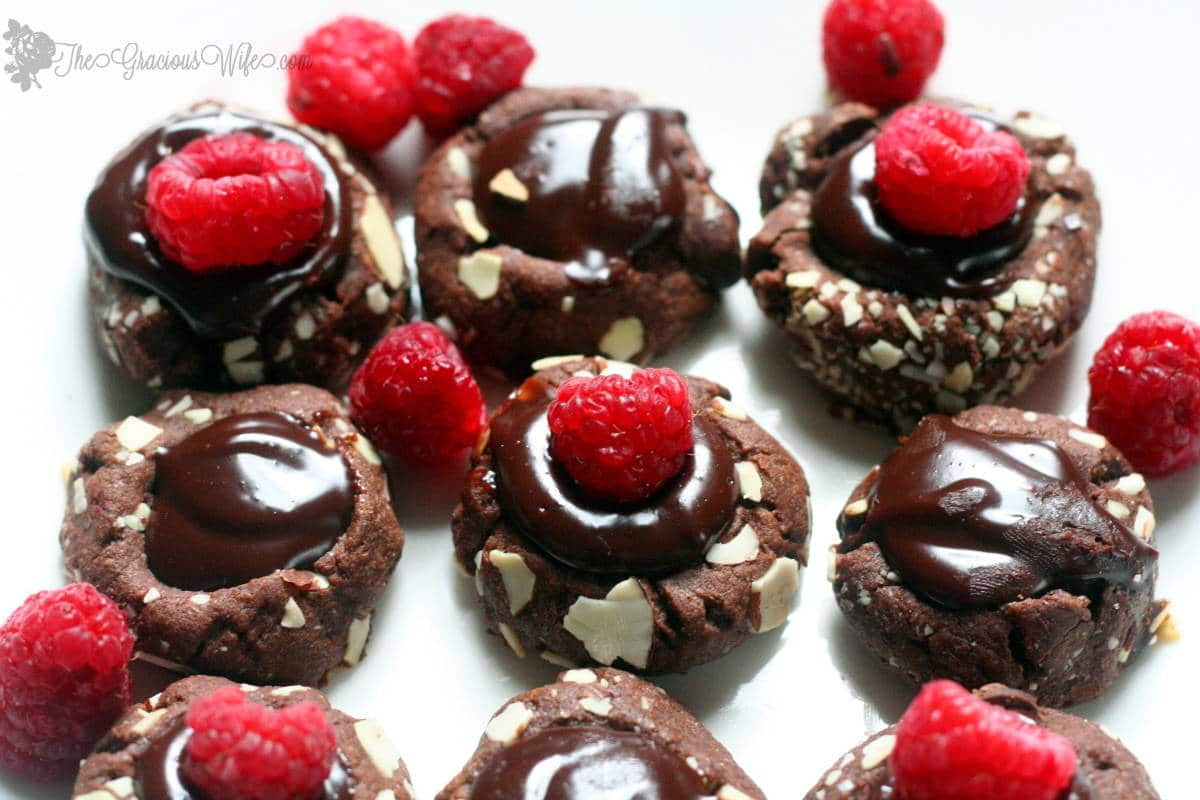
[890,681,1076,800]
[454,356,810,673]
[415,87,742,376]
[85,102,410,391]
[831,407,1166,707]
[803,682,1160,800]
[873,104,1030,237]
[547,368,695,503]
[74,676,415,800]
[439,668,764,800]
[750,101,1099,430]
[181,687,336,800]
[60,385,403,686]
[144,132,326,271]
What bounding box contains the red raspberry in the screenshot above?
[182,686,336,800]
[1088,311,1200,476]
[873,104,1031,237]
[548,368,694,504]
[822,0,945,108]
[890,681,1076,800]
[348,322,487,464]
[145,132,325,272]
[412,15,535,137]
[287,16,415,152]
[0,584,133,780]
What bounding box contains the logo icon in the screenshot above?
[4,19,55,91]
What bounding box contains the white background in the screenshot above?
[0,1,1197,797]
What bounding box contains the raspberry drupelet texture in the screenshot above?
[1088,310,1200,476]
[349,322,487,464]
[548,368,694,504]
[0,583,133,780]
[287,16,415,152]
[873,104,1031,238]
[144,132,325,272]
[890,681,1077,800]
[181,686,336,800]
[822,0,945,108]
[412,14,535,137]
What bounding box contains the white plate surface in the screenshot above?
[0,1,1196,797]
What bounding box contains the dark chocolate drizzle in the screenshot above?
[136,714,352,800]
[838,415,1156,610]
[472,108,704,284]
[468,726,713,800]
[810,116,1035,299]
[144,412,354,591]
[84,107,352,340]
[489,375,738,575]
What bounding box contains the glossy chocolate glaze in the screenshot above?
[838,415,1155,610]
[84,107,352,340]
[472,108,691,284]
[136,715,351,800]
[145,412,354,591]
[810,117,1035,299]
[468,727,712,800]
[490,376,737,574]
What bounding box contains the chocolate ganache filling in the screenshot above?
[136,714,352,800]
[145,412,354,591]
[489,375,737,575]
[837,415,1156,610]
[472,108,728,286]
[810,115,1035,299]
[469,727,713,800]
[84,107,352,340]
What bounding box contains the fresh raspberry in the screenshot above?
[287,16,415,152]
[348,322,487,464]
[0,584,133,780]
[890,681,1077,800]
[873,104,1031,237]
[1087,311,1200,477]
[412,15,535,137]
[822,0,945,108]
[181,686,336,800]
[145,132,325,272]
[548,368,694,504]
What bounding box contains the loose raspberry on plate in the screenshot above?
[412,14,535,137]
[287,16,415,152]
[548,368,694,504]
[349,322,487,464]
[0,583,133,780]
[890,680,1077,800]
[1088,310,1200,476]
[873,104,1031,238]
[182,686,336,800]
[144,132,325,272]
[822,0,944,108]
